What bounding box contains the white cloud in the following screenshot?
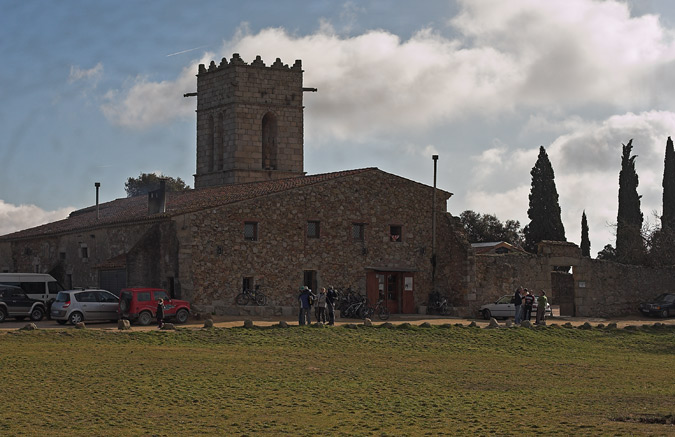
[99,0,675,138]
[465,110,675,254]
[69,63,103,84]
[0,200,74,236]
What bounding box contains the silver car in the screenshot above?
[51,289,119,325]
[479,294,552,320]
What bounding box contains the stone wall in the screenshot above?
[471,242,675,318]
[194,54,305,188]
[179,169,466,315]
[0,222,159,289]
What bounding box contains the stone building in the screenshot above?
[0,54,472,316]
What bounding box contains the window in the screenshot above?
[153,290,169,301]
[242,277,253,292]
[244,222,258,241]
[137,292,151,302]
[307,221,320,239]
[80,245,89,259]
[390,225,402,242]
[352,223,365,241]
[59,252,66,261]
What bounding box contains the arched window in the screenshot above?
[261,112,278,170]
[207,114,214,172]
[215,112,224,170]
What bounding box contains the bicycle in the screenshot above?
[362,298,390,320]
[426,292,449,315]
[235,285,267,306]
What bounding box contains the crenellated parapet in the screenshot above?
[198,53,303,75]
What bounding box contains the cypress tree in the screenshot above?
[615,139,644,263]
[663,136,675,230]
[580,210,590,257]
[523,146,566,253]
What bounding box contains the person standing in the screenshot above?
[535,290,548,325]
[513,286,524,324]
[298,286,312,325]
[326,286,338,325]
[316,287,327,324]
[523,289,535,321]
[156,298,165,329]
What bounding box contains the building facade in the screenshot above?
[0,54,472,315]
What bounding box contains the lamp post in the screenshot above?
[431,155,438,290]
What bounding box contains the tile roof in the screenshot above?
[0,168,377,241]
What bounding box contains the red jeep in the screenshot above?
[118,287,190,325]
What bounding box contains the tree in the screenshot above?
[662,136,675,230]
[125,173,190,197]
[597,244,616,261]
[459,210,524,247]
[523,146,566,253]
[615,140,644,264]
[580,210,590,257]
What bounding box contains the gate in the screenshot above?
[551,271,575,316]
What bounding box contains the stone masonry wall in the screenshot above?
[0,223,158,288]
[179,169,465,315]
[195,54,304,188]
[472,245,675,318]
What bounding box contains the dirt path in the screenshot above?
[1,314,673,331]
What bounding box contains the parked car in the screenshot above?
[0,284,47,322]
[118,288,190,326]
[479,294,552,320]
[639,293,675,318]
[50,289,120,325]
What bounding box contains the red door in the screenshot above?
[402,273,415,314]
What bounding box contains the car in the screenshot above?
[639,293,675,318]
[0,284,47,322]
[50,289,120,325]
[118,287,190,326]
[479,294,552,320]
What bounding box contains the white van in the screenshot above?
[0,273,65,305]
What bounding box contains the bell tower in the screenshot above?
[194,54,306,188]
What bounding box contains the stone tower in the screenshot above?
[194,53,306,188]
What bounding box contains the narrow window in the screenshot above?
[244,222,258,241]
[208,114,215,172]
[307,221,320,239]
[390,225,402,242]
[352,223,365,241]
[242,277,253,292]
[262,112,278,170]
[80,245,89,259]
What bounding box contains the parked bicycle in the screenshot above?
[363,297,390,320]
[426,292,449,315]
[235,285,267,306]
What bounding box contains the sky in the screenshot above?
[3,0,675,256]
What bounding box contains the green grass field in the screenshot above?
[1,323,673,436]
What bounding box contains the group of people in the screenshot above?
[513,286,548,325]
[298,286,338,326]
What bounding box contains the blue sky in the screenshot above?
[3,0,675,255]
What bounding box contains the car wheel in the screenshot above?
[661,308,670,318]
[137,311,153,326]
[482,309,491,320]
[0,308,6,323]
[30,307,45,322]
[175,308,189,324]
[56,319,67,325]
[119,300,129,312]
[69,311,84,325]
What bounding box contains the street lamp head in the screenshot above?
[432,155,438,161]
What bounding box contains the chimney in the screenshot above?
[95,182,101,220]
[148,179,167,215]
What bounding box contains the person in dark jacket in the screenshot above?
[298,287,312,325]
[156,298,165,329]
[326,286,338,325]
[513,286,524,324]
